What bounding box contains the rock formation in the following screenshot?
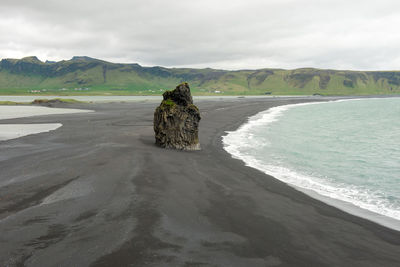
[154,82,201,150]
[31,98,64,107]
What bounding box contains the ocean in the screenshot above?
[223,97,400,228]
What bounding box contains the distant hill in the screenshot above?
[1,56,400,95]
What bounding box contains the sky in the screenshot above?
[1,0,400,70]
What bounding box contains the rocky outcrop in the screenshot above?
[153,83,201,150]
[32,99,65,106]
[31,98,83,107]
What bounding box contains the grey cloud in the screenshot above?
[1,0,400,70]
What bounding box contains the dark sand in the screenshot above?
[1,97,400,267]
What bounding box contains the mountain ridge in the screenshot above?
[1,56,400,95]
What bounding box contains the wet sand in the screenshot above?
[1,97,400,267]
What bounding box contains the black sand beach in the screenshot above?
[1,97,400,267]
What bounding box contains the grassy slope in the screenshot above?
[1,57,400,95]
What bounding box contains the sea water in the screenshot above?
[223,97,400,226]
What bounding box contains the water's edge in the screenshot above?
[222,99,400,232]
[0,106,94,141]
[0,123,62,141]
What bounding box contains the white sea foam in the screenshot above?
[222,99,400,227]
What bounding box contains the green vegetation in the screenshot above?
[0,101,25,105]
[32,98,86,104]
[54,98,86,103]
[0,98,87,105]
[188,104,199,113]
[160,99,176,108]
[1,56,400,96]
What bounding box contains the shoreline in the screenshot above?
[0,105,93,141]
[297,185,400,231]
[0,94,389,104]
[222,97,400,232]
[0,123,62,141]
[1,98,400,266]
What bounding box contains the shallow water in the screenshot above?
[0,105,92,120]
[223,97,400,226]
[0,106,93,141]
[0,124,62,141]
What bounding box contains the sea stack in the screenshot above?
[153,82,201,150]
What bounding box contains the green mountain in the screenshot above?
[1,56,400,95]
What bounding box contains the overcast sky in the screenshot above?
[1,0,400,70]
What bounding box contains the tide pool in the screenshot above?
[0,106,93,141]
